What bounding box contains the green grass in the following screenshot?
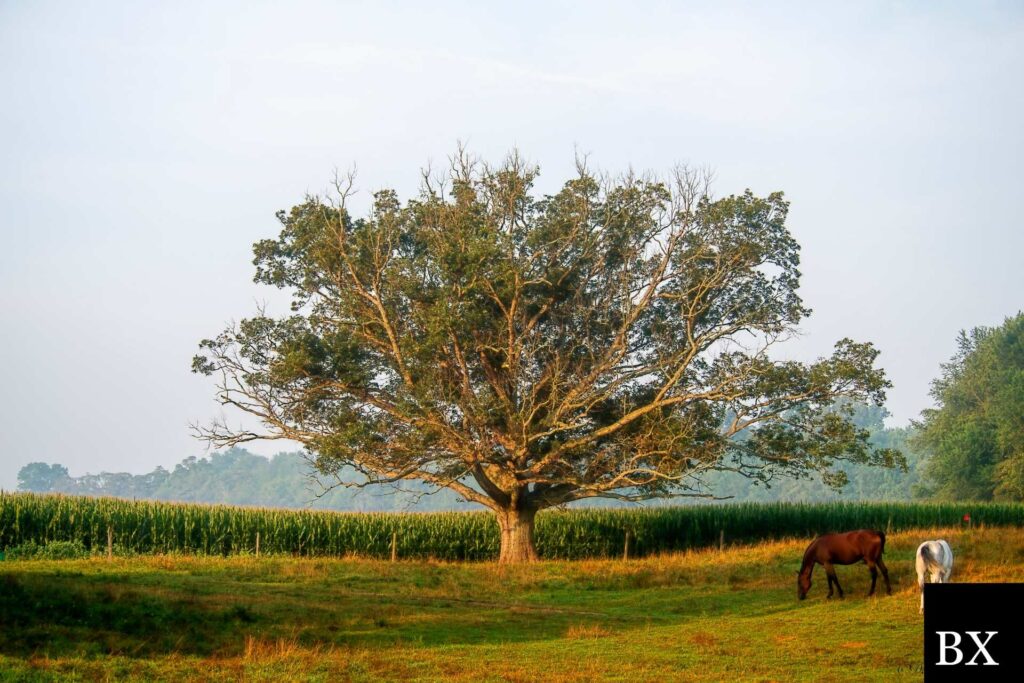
[2,525,1020,681]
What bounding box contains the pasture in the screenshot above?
[2,526,1022,681]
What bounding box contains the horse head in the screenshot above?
[796,569,811,600]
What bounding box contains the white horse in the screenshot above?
[916,540,953,614]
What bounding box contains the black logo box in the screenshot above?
[924,583,1024,682]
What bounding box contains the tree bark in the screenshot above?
[497,507,539,563]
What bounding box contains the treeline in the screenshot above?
[16,450,478,512]
[17,404,927,510]
[913,313,1024,501]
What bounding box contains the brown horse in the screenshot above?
[796,529,891,600]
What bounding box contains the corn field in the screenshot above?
[1,491,1020,561]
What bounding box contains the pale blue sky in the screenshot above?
[1,1,1022,487]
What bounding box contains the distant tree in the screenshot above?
[16,463,70,492]
[915,313,1024,500]
[193,150,900,562]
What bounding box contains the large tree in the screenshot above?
[193,151,899,562]
[914,313,1024,501]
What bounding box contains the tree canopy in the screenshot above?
[16,463,69,493]
[707,403,920,502]
[193,151,900,561]
[915,312,1024,501]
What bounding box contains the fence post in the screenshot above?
[886,516,893,536]
[719,529,724,552]
[390,532,398,562]
[107,525,113,560]
[623,530,631,561]
[255,532,260,558]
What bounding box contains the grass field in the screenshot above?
[2,526,1022,682]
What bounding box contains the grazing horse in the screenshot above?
[916,540,953,614]
[797,530,891,600]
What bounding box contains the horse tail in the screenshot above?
[877,530,886,554]
[919,543,933,565]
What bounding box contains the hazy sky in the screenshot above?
[1,1,1022,488]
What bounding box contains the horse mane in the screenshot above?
[799,538,818,574]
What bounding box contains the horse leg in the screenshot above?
[825,563,843,599]
[825,572,835,598]
[877,558,891,595]
[919,569,926,614]
[867,561,878,596]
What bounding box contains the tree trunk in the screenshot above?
[497,507,538,563]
